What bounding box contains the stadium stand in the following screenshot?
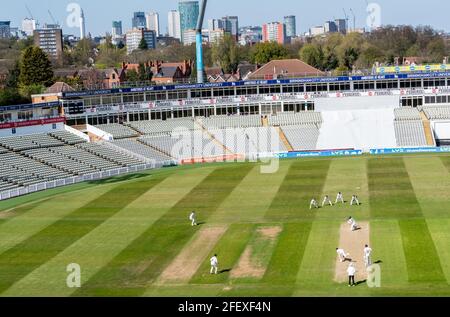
[112,139,173,162]
[268,112,323,126]
[95,123,140,139]
[76,143,145,166]
[423,106,450,120]
[393,107,428,147]
[128,118,199,136]
[198,115,262,129]
[0,133,64,151]
[49,130,87,145]
[139,131,226,160]
[281,125,321,151]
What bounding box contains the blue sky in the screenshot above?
[2,0,449,37]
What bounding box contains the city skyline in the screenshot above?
[2,0,450,38]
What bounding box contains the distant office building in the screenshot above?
[80,9,86,39]
[33,26,63,60]
[209,29,226,44]
[21,18,36,37]
[168,10,181,40]
[310,26,325,36]
[126,29,156,54]
[183,29,197,45]
[262,22,285,45]
[179,0,199,43]
[208,19,223,33]
[132,12,146,30]
[221,16,239,40]
[239,26,262,45]
[324,21,338,33]
[112,21,124,46]
[335,19,347,34]
[146,12,160,36]
[0,21,11,39]
[284,15,296,41]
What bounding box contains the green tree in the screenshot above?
[138,38,148,50]
[6,61,20,88]
[138,63,153,81]
[0,88,29,106]
[250,42,289,64]
[426,38,446,63]
[299,43,324,69]
[19,46,54,87]
[72,38,96,66]
[211,34,241,73]
[126,69,139,82]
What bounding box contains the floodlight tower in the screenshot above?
[196,0,208,83]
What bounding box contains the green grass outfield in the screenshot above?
[0,154,450,297]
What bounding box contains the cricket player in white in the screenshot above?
[364,244,373,267]
[350,195,360,206]
[322,195,333,207]
[335,192,344,204]
[336,248,349,262]
[210,254,218,274]
[348,216,358,231]
[189,211,197,226]
[310,198,319,209]
[347,263,356,287]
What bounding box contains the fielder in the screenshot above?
[189,211,197,226]
[310,198,319,209]
[364,244,373,267]
[335,192,344,204]
[347,216,358,231]
[336,248,349,262]
[210,254,219,274]
[350,195,360,206]
[322,195,333,207]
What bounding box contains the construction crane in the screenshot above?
[196,0,208,84]
[25,4,34,19]
[342,9,349,32]
[48,10,59,27]
[349,8,356,32]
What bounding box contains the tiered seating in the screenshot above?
[128,118,198,136]
[49,146,120,171]
[393,107,428,147]
[49,131,87,145]
[139,132,226,159]
[0,152,71,185]
[76,143,145,166]
[198,115,262,129]
[281,125,320,150]
[423,106,450,120]
[269,112,323,126]
[394,121,428,147]
[0,146,8,154]
[22,148,98,175]
[210,127,286,155]
[0,133,64,151]
[0,179,19,191]
[112,139,172,162]
[95,123,140,139]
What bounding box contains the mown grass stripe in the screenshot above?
[440,156,450,173]
[404,157,450,219]
[74,165,253,297]
[399,219,445,283]
[264,159,331,221]
[2,168,214,297]
[263,222,312,286]
[0,186,114,256]
[189,223,255,285]
[424,219,450,284]
[296,221,340,286]
[368,158,422,219]
[370,220,408,286]
[209,163,291,223]
[0,174,165,294]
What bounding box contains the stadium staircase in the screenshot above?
[277,127,294,152]
[420,111,436,146]
[194,119,235,155]
[101,140,155,164]
[136,138,174,158]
